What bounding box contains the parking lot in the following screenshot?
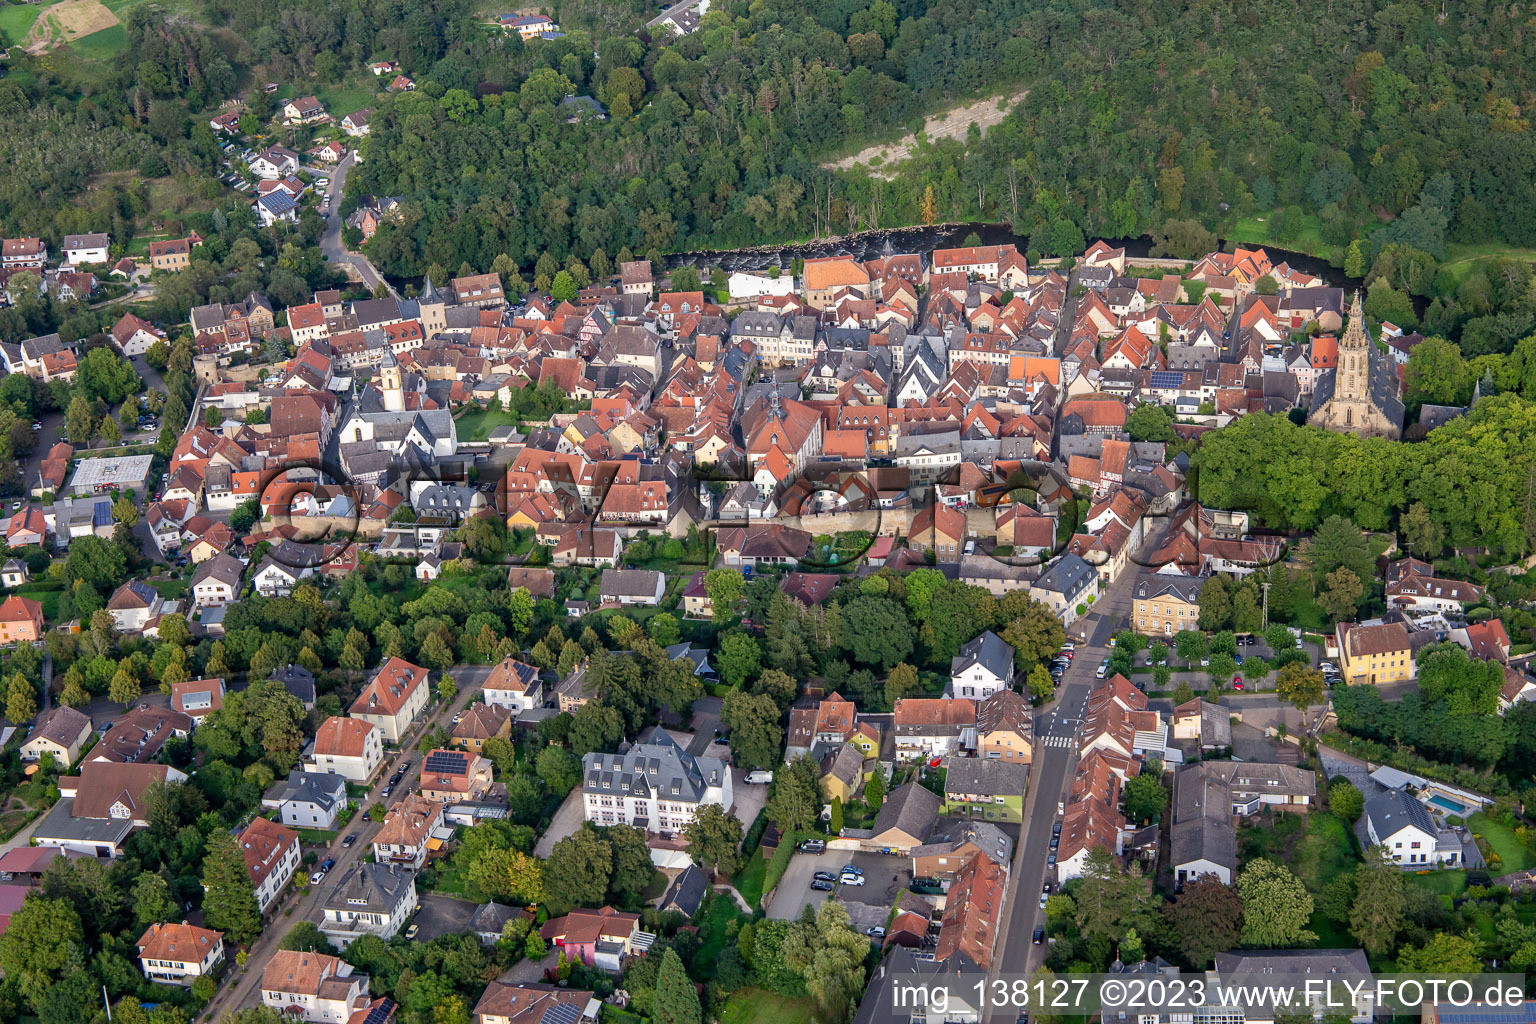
[413,893,480,941]
[766,848,911,920]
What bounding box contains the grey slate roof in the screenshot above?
[660,863,709,917]
[581,726,727,803]
[322,862,414,915]
[1131,572,1203,604]
[910,820,1014,868]
[271,770,346,811]
[1365,788,1436,840]
[943,758,1027,798]
[949,630,1014,684]
[1035,553,1095,597]
[871,782,941,843]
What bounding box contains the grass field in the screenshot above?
[1240,811,1358,893]
[67,20,123,55]
[12,580,63,621]
[454,407,522,441]
[0,2,44,44]
[1435,242,1536,288]
[732,854,768,908]
[1225,211,1340,264]
[717,991,816,1024]
[1468,811,1536,873]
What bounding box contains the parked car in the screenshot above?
[381,784,393,797]
[405,923,419,939]
[1052,822,1061,837]
[839,873,865,886]
[1096,659,1109,679]
[1320,662,1338,674]
[309,870,326,885]
[1038,892,1048,907]
[1047,852,1057,867]
[341,834,358,848]
[1042,882,1052,893]
[841,864,862,876]
[1232,679,1244,690]
[865,926,886,938]
[320,858,335,872]
[813,870,837,882]
[798,839,826,854]
[810,879,834,892]
[745,770,774,784]
[1033,927,1045,944]
[1049,835,1059,850]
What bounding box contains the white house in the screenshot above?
[240,816,302,913]
[350,657,429,743]
[261,951,370,1023]
[189,552,243,607]
[255,190,300,227]
[250,146,300,180]
[597,568,664,606]
[263,770,349,830]
[307,717,384,783]
[1365,789,1460,868]
[112,312,161,356]
[107,580,165,633]
[319,863,418,946]
[62,233,110,267]
[482,655,543,714]
[137,922,224,986]
[946,630,1014,700]
[581,727,732,835]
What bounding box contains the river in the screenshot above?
[664,223,1355,289]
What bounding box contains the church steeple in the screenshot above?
[1340,289,1367,349]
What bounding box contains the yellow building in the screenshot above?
[1131,573,1204,636]
[1337,621,1415,685]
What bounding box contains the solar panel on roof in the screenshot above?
[362,1000,397,1024]
[423,751,466,774]
[539,1003,582,1024]
[1149,371,1184,389]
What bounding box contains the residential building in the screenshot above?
[137,922,224,985]
[189,552,244,607]
[171,677,225,719]
[1365,789,1461,868]
[910,820,1014,881]
[1384,557,1484,615]
[241,816,302,913]
[820,742,866,804]
[418,748,493,804]
[598,568,665,606]
[933,853,1006,970]
[19,705,93,766]
[976,689,1032,764]
[2,238,46,268]
[892,698,977,759]
[318,864,418,946]
[866,782,941,854]
[481,656,543,713]
[472,984,597,1024]
[308,717,384,782]
[1336,621,1415,685]
[1030,553,1100,624]
[283,96,327,125]
[372,796,445,870]
[1171,763,1237,886]
[942,759,1028,823]
[264,771,349,829]
[148,237,198,271]
[0,594,43,644]
[538,907,645,971]
[1131,573,1204,636]
[581,726,732,834]
[452,702,511,753]
[947,630,1014,700]
[91,706,194,763]
[260,950,370,1023]
[350,657,429,742]
[62,233,109,267]
[34,762,188,858]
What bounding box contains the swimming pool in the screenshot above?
[1428,794,1470,815]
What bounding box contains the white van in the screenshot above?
[745,770,774,784]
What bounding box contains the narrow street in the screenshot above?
[202,669,484,1020]
[987,571,1135,1018]
[319,155,398,299]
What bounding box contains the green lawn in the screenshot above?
[0,2,44,42]
[1240,811,1357,893]
[1225,211,1340,263]
[716,990,816,1024]
[1436,243,1536,286]
[12,581,63,622]
[454,407,522,441]
[67,22,126,57]
[1407,869,1468,896]
[732,854,768,909]
[151,578,188,599]
[316,79,380,118]
[1468,812,1536,873]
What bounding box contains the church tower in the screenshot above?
[1307,289,1403,438]
[380,350,405,413]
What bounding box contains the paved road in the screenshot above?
[988,571,1135,1015]
[319,155,398,299]
[202,668,482,1020]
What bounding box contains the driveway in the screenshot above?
[414,893,480,941]
[730,768,768,828]
[534,788,584,857]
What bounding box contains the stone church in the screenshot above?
[1307,291,1404,439]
